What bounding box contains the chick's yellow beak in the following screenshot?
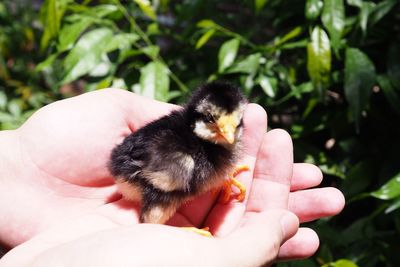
[217,114,238,144]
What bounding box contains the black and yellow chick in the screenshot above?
[109,82,247,226]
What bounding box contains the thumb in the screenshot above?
[223,210,299,267]
[101,88,178,130]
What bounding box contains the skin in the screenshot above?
[0,89,345,266]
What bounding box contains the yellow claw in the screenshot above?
[232,164,250,176]
[181,227,213,237]
[231,178,246,202]
[220,165,249,204]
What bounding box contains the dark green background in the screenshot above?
[1,0,399,266]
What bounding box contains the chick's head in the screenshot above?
[188,82,247,145]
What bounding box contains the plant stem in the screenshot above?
[113,0,189,93]
[215,25,256,49]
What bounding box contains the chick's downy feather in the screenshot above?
[109,82,247,224]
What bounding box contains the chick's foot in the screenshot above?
[220,165,249,203]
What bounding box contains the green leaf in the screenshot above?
[105,33,140,52]
[305,0,323,20]
[0,91,7,110]
[369,0,398,26]
[280,39,308,50]
[134,0,157,21]
[274,27,303,47]
[255,0,268,13]
[36,53,59,72]
[302,97,318,118]
[165,90,182,102]
[322,259,359,267]
[371,172,400,200]
[335,259,359,267]
[0,2,5,18]
[195,29,216,49]
[218,38,240,73]
[139,61,170,101]
[95,76,113,90]
[110,78,127,90]
[243,74,255,93]
[8,99,21,117]
[142,45,160,59]
[0,111,13,123]
[147,22,160,35]
[62,28,114,84]
[196,19,217,29]
[226,53,261,75]
[292,81,314,98]
[304,152,346,179]
[257,75,276,98]
[385,197,400,213]
[118,49,142,63]
[388,44,400,90]
[40,0,72,50]
[344,48,376,129]
[342,160,375,197]
[347,0,362,7]
[307,27,331,97]
[377,75,400,116]
[89,4,119,18]
[89,60,111,77]
[57,18,95,51]
[321,0,345,50]
[359,2,375,34]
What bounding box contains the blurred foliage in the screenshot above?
[0,0,53,129]
[1,0,400,266]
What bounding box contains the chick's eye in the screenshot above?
[203,113,215,123]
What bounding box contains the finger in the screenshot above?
[203,104,267,234]
[247,129,293,212]
[278,227,319,260]
[288,187,345,223]
[291,163,323,191]
[224,210,299,267]
[241,103,269,158]
[229,103,269,200]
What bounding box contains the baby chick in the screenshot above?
[109,82,247,225]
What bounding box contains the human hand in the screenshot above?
[0,206,298,267]
[0,88,344,263]
[175,104,345,259]
[0,89,176,247]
